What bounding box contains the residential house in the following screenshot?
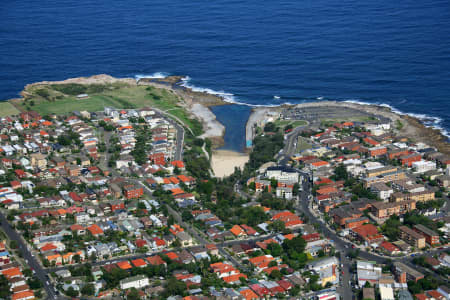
[119,275,149,290]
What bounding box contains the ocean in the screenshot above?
[1,0,449,151]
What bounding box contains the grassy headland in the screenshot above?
[8,77,208,136]
[0,101,20,117]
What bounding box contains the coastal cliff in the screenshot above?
[8,74,229,148]
[3,74,449,155]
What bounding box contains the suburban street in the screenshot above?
[295,168,449,298]
[0,110,446,299]
[151,108,185,161]
[276,125,307,165]
[0,212,58,299]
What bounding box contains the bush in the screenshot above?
[35,89,50,99]
[51,84,86,95]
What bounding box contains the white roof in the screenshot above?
[379,285,394,300]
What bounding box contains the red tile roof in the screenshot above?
[131,258,147,268]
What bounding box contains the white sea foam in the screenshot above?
[344,100,449,138]
[135,72,170,80]
[180,76,301,108]
[135,73,449,139]
[179,76,238,103]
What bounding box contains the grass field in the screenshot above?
[296,136,313,152]
[12,84,202,134]
[320,116,376,125]
[0,102,20,117]
[274,119,308,128]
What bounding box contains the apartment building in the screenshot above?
[413,224,440,246]
[366,166,398,178]
[400,153,422,167]
[399,226,426,249]
[370,183,393,201]
[364,171,406,188]
[393,262,424,283]
[387,149,409,160]
[371,200,416,219]
[119,275,149,290]
[123,184,144,199]
[391,190,435,202]
[369,146,387,157]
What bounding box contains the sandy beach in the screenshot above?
[211,150,249,178]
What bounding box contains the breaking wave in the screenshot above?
[135,72,171,80]
[344,100,449,139]
[135,73,449,139]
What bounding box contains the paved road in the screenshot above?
[297,173,449,298]
[0,212,58,299]
[151,108,185,161]
[136,181,247,270]
[296,177,359,299]
[276,125,307,165]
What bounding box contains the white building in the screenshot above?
[120,275,149,290]
[412,160,436,173]
[276,187,293,199]
[265,166,299,182]
[357,260,382,287]
[74,212,90,224]
[307,257,338,272]
[370,183,393,201]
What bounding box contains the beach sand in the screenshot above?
[211,150,249,178]
[191,103,225,139]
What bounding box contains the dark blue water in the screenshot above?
[210,105,251,151]
[1,0,449,151]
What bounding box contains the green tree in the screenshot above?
[81,283,95,296]
[269,269,282,280]
[268,220,285,233]
[268,261,278,268]
[73,254,81,263]
[332,164,348,181]
[381,215,401,241]
[181,210,193,222]
[0,275,10,298]
[163,277,187,297]
[127,288,140,300]
[283,236,306,256]
[264,122,277,132]
[66,286,78,297]
[27,277,42,289]
[267,242,283,257]
[9,240,18,249]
